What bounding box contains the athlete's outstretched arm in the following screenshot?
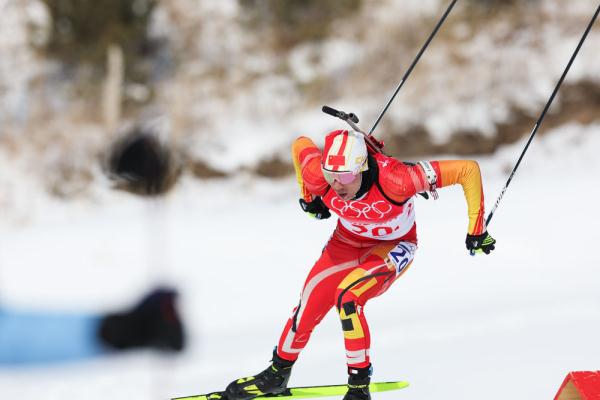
[380,159,486,236]
[434,160,496,254]
[435,160,486,235]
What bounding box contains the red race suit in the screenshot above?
[276,134,486,368]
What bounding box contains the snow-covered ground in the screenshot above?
[0,122,599,399]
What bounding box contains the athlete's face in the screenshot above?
[330,173,362,201]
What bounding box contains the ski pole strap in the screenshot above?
[417,161,439,200]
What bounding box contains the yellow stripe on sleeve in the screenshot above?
[437,160,486,235]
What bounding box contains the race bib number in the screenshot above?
[332,197,416,240]
[386,242,417,275]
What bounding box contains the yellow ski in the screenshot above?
[172,381,409,400]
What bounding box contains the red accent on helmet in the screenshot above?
[327,155,346,166]
[322,129,368,174]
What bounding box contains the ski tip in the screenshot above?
[371,381,410,391]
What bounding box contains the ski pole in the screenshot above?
[322,0,458,144]
[369,0,458,135]
[485,2,600,229]
[322,105,385,154]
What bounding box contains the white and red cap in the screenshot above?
[321,130,369,174]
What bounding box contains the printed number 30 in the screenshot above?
[351,223,394,237]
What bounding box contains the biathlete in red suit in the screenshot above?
[224,130,497,400]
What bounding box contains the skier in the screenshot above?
[224,129,496,400]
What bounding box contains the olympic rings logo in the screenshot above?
[329,198,393,220]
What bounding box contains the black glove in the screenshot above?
[299,197,331,220]
[465,232,496,255]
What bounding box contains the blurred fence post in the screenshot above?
[103,44,124,135]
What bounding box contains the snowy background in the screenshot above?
[1,0,600,399]
[1,124,600,400]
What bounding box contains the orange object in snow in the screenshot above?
[554,371,600,400]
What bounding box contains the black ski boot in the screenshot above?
[98,288,185,351]
[343,365,372,400]
[225,350,294,400]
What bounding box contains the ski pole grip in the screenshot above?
[322,105,340,117]
[322,105,360,124]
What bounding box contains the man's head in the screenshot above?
[321,129,368,201]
